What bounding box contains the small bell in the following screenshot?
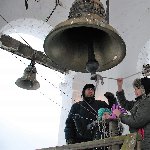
[15,62,40,90]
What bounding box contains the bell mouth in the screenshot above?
[15,61,40,90]
[15,78,40,90]
[44,16,126,73]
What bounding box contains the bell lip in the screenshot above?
[44,16,126,73]
[15,78,40,90]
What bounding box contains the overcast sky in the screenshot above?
[0,33,65,150]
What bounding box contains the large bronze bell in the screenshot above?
[44,0,126,73]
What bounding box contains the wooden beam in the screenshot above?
[36,134,131,150]
[0,34,68,74]
[36,133,142,150]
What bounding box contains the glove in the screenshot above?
[66,139,75,144]
[109,113,117,119]
[104,92,115,99]
[104,92,117,103]
[111,103,127,114]
[109,104,127,120]
[120,107,127,114]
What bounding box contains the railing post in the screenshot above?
[134,133,142,150]
[121,133,137,150]
[109,119,120,150]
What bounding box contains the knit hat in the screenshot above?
[133,77,150,95]
[98,108,111,120]
[82,84,95,98]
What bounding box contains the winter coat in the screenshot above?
[64,97,116,144]
[116,90,150,150]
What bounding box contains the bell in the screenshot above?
[44,0,126,73]
[15,64,40,90]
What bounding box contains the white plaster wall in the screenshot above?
[1,0,150,148]
[57,71,76,146]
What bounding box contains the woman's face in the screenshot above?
[134,87,143,97]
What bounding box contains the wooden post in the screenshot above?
[134,133,142,150]
[109,119,120,150]
[136,141,141,150]
[121,133,137,150]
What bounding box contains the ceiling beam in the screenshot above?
[0,34,68,74]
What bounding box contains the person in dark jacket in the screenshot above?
[64,84,117,145]
[113,77,150,150]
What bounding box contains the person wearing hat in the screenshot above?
[113,77,150,150]
[64,84,117,146]
[92,107,124,150]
